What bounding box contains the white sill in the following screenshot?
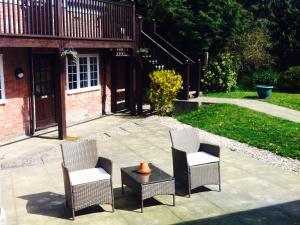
[66,86,100,95]
[0,99,6,105]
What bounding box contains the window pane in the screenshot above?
[67,57,77,90]
[79,57,88,88]
[89,57,98,87]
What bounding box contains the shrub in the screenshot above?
[252,70,281,86]
[148,70,182,115]
[202,52,238,93]
[231,26,274,73]
[279,66,300,92]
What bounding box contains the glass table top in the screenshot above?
[121,163,174,184]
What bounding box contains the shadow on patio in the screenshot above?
[18,192,110,220]
[173,200,300,225]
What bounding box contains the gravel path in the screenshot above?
[1,115,299,176]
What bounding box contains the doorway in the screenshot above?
[32,54,57,131]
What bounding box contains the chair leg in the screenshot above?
[188,170,191,198]
[218,162,221,192]
[71,209,75,220]
[111,179,115,213]
[65,200,68,209]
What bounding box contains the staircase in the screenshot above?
[138,20,202,100]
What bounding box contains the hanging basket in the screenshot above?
[60,49,78,64]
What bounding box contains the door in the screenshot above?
[112,57,129,112]
[33,55,57,131]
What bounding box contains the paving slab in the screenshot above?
[0,116,299,225]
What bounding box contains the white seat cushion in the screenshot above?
[187,152,219,166]
[69,167,110,186]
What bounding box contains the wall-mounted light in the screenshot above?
[15,68,24,79]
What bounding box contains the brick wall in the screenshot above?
[0,48,30,143]
[0,48,113,143]
[65,90,103,124]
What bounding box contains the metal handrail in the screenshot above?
[141,31,184,65]
[154,32,195,64]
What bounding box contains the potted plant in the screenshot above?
[60,49,78,64]
[252,70,280,99]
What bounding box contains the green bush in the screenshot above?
[230,26,274,73]
[252,70,281,86]
[148,70,182,115]
[279,66,300,92]
[202,53,238,93]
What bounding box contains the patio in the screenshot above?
[0,115,300,225]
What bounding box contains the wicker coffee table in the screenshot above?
[121,163,175,213]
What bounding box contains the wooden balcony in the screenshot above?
[0,0,136,48]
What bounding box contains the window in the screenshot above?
[0,54,5,102]
[67,54,99,92]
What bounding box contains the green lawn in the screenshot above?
[176,104,300,160]
[206,91,300,111]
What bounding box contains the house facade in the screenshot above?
[0,0,141,144]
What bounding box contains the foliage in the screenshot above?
[243,0,300,67]
[192,0,253,55]
[206,91,300,111]
[279,66,300,92]
[137,48,149,56]
[128,0,253,58]
[202,53,238,93]
[61,49,78,64]
[147,69,182,115]
[252,70,281,86]
[123,0,300,69]
[231,26,274,73]
[177,104,300,160]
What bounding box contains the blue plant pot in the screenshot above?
[256,85,273,99]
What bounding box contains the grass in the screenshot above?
[206,91,300,111]
[176,104,300,160]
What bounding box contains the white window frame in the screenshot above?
[66,54,100,94]
[0,54,5,104]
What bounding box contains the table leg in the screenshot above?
[141,199,143,213]
[121,183,124,194]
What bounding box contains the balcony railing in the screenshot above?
[0,0,135,40]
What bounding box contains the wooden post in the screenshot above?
[152,19,157,34]
[132,0,136,40]
[28,48,36,135]
[136,16,143,114]
[111,56,117,113]
[183,60,190,100]
[56,0,63,36]
[57,48,67,139]
[100,50,107,114]
[195,59,201,97]
[204,52,209,68]
[129,54,137,115]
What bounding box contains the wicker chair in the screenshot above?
[61,139,114,220]
[169,128,221,197]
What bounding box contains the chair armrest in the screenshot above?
[172,147,189,185]
[200,143,220,157]
[172,147,188,170]
[97,157,113,176]
[61,163,72,205]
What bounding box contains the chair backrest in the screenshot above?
[169,128,200,153]
[61,139,98,172]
